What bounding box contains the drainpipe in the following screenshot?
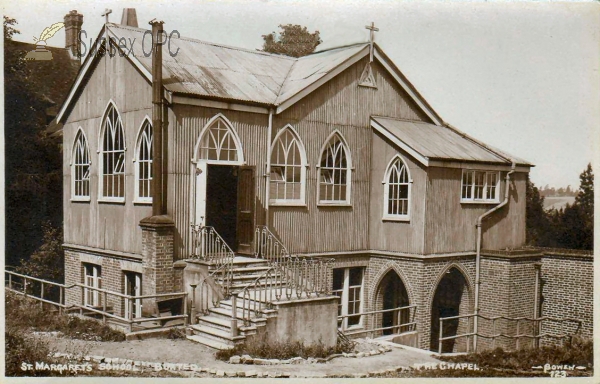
[473,162,516,351]
[150,20,165,216]
[264,109,274,228]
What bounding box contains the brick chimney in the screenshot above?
[64,10,83,59]
[121,8,138,27]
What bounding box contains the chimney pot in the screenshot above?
[121,8,138,27]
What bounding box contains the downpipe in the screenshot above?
[473,162,515,352]
[264,109,274,228]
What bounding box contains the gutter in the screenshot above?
[473,161,516,351]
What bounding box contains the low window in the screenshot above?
[461,170,500,202]
[333,267,364,330]
[83,263,101,307]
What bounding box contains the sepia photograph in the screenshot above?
[2,0,598,380]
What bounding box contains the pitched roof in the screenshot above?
[57,24,442,124]
[371,116,532,166]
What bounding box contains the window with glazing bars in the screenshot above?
[73,130,90,198]
[198,118,239,161]
[385,157,410,218]
[101,105,125,198]
[319,134,350,203]
[333,267,364,330]
[461,170,500,202]
[270,128,305,202]
[136,121,153,200]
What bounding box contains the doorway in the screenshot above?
[196,163,256,254]
[378,270,410,335]
[430,267,470,352]
[124,271,142,319]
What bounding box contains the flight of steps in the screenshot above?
[187,256,278,350]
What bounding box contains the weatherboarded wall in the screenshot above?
[62,50,153,256]
[271,57,432,254]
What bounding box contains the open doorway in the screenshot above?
[377,270,410,335]
[205,165,238,248]
[430,267,471,352]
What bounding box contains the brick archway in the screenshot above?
[429,265,473,352]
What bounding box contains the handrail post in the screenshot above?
[231,294,238,337]
[439,318,443,355]
[190,284,197,325]
[183,293,188,326]
[492,317,496,350]
[128,297,134,332]
[102,291,107,323]
[40,282,45,309]
[59,286,63,315]
[516,319,520,350]
[24,277,28,298]
[9,273,12,290]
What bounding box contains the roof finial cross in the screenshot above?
[365,22,379,62]
[102,8,113,24]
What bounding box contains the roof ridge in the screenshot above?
[107,23,297,61]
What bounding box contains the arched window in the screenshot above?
[383,156,411,220]
[197,116,241,162]
[318,132,351,204]
[135,119,152,201]
[269,126,306,204]
[72,129,90,199]
[99,103,126,199]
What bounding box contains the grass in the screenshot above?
[368,338,593,378]
[5,291,125,342]
[216,337,356,361]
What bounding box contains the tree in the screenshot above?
[16,223,64,283]
[4,16,63,266]
[262,24,322,57]
[526,179,556,247]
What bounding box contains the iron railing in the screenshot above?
[191,225,234,293]
[5,270,188,333]
[438,313,583,355]
[231,226,333,326]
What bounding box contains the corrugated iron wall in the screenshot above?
[63,51,153,255]
[271,57,431,253]
[168,105,269,259]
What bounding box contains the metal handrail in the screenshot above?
[191,225,234,293]
[5,270,189,332]
[437,313,583,355]
[338,304,418,338]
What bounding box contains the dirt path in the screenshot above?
[46,336,440,377]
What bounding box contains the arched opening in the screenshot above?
[376,270,410,335]
[430,267,471,353]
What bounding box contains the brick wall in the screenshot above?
[539,252,593,346]
[64,249,140,316]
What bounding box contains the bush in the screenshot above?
[5,328,56,376]
[216,337,355,361]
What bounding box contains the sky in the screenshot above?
[3,0,599,189]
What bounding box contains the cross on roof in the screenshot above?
[102,8,113,24]
[365,22,379,62]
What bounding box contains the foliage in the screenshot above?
[364,338,592,378]
[16,222,64,283]
[5,291,126,342]
[526,164,593,250]
[167,327,188,339]
[4,16,63,266]
[216,337,355,361]
[262,24,322,57]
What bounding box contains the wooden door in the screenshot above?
[236,166,255,254]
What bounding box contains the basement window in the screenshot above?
[333,267,364,330]
[461,170,500,203]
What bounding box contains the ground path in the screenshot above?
[46,335,440,378]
